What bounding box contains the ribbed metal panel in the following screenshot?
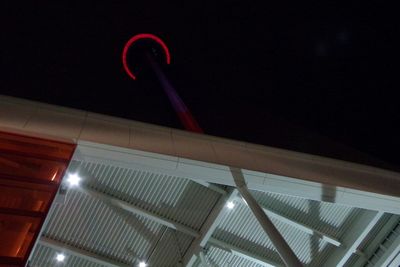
[359,213,394,250]
[29,244,105,267]
[44,189,163,264]
[251,190,361,240]
[213,201,280,264]
[343,214,400,267]
[213,191,360,266]
[149,228,194,267]
[27,157,386,267]
[70,160,220,231]
[32,159,213,266]
[343,253,360,267]
[199,246,265,267]
[365,220,400,267]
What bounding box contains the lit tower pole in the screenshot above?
[122,33,202,133]
[122,33,302,267]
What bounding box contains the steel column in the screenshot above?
[231,167,303,267]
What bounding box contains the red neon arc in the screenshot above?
[122,33,171,80]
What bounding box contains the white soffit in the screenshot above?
[74,141,400,214]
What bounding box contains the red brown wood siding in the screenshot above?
[0,132,76,267]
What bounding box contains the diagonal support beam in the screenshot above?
[191,180,228,195]
[353,215,399,266]
[260,205,341,247]
[77,186,282,267]
[75,142,400,215]
[324,210,385,267]
[39,237,131,267]
[83,186,200,238]
[208,238,283,267]
[182,189,238,266]
[231,167,303,267]
[372,229,400,267]
[198,251,211,267]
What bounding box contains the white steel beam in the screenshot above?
[353,215,399,266]
[198,251,211,267]
[74,143,400,214]
[232,168,303,267]
[208,238,283,267]
[324,210,385,267]
[372,228,400,267]
[260,205,341,247]
[82,186,282,267]
[39,237,131,267]
[182,189,238,266]
[83,187,200,238]
[191,180,228,195]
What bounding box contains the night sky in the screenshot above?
[1,2,399,168]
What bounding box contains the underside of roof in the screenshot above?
[1,95,399,266]
[26,153,400,267]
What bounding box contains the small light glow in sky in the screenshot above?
[139,261,147,267]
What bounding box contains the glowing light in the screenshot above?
[226,201,235,209]
[122,33,171,80]
[56,253,65,262]
[51,171,58,181]
[66,173,81,187]
[138,261,147,267]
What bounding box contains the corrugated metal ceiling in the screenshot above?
[70,160,220,231]
[27,157,399,267]
[29,244,105,267]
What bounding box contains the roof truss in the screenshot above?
[324,210,385,266]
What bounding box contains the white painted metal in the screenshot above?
[74,142,400,214]
[79,185,284,267]
[3,95,399,266]
[389,254,400,267]
[260,205,341,247]
[352,215,399,266]
[209,238,282,267]
[83,186,200,238]
[39,237,131,267]
[182,189,238,266]
[191,180,228,195]
[198,251,211,267]
[372,226,400,267]
[324,210,385,266]
[71,159,220,232]
[61,185,283,267]
[2,94,400,204]
[232,168,303,267]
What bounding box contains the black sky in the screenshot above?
[1,2,399,168]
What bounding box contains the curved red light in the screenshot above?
[122,33,171,80]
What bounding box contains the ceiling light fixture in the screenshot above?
[56,253,65,262]
[66,173,81,187]
[226,201,235,209]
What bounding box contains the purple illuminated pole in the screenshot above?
[122,33,202,133]
[146,52,302,266]
[145,53,203,133]
[122,34,303,267]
